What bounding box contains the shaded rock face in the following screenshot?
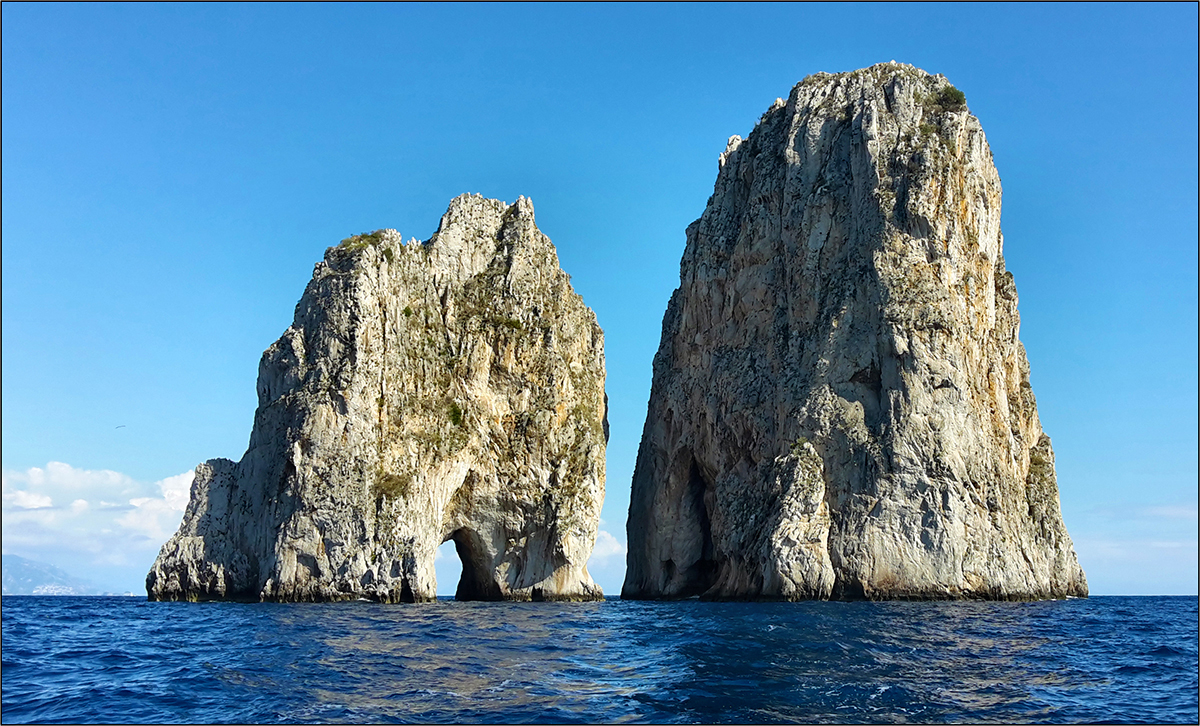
[149,195,607,602]
[623,64,1087,601]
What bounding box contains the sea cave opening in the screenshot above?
[439,527,503,601]
[676,456,719,597]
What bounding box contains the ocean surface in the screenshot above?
[1,595,1196,724]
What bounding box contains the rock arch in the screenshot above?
[148,195,606,603]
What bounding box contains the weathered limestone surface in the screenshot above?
[623,63,1087,601]
[149,195,607,602]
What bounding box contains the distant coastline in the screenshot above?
[1,554,132,596]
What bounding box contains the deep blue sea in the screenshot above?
[2,596,1196,724]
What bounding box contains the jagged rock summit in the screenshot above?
[149,194,607,602]
[623,63,1087,601]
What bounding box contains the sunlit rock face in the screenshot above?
[148,195,607,602]
[623,64,1087,601]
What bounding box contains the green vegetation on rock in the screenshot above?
[931,85,967,112]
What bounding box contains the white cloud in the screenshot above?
[117,470,195,542]
[1072,535,1198,595]
[1148,541,1188,549]
[21,461,138,492]
[1143,505,1198,520]
[585,528,628,595]
[3,489,53,509]
[117,498,180,542]
[2,462,194,583]
[589,529,626,562]
[158,471,193,511]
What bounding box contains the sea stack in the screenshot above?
[148,195,607,602]
[623,64,1087,600]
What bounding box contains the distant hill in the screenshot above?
[2,554,111,595]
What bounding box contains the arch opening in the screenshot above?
[444,527,503,601]
[434,540,461,597]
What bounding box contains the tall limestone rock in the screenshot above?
[148,195,607,602]
[623,64,1087,601]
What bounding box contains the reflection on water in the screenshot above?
[305,602,630,719]
[1,596,1196,723]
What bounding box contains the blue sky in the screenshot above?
[3,3,1196,596]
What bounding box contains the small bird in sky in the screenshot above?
[115,425,126,429]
